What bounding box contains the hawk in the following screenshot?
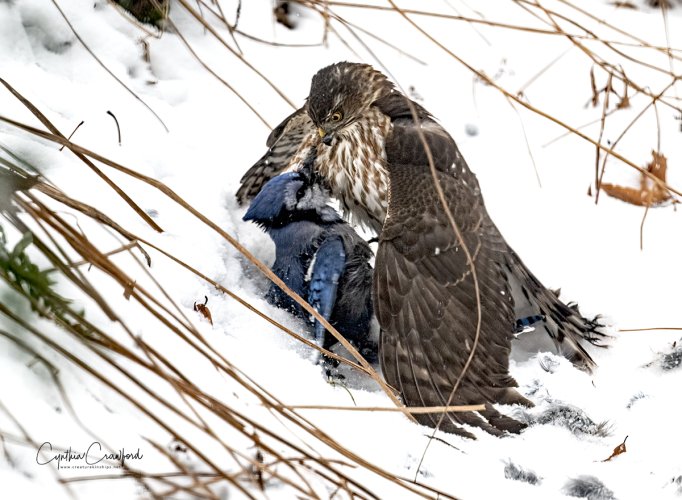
[243,155,377,367]
[238,62,606,438]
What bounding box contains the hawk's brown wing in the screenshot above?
[375,125,532,438]
[236,107,314,204]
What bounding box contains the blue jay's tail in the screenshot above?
[307,236,346,359]
[505,250,609,372]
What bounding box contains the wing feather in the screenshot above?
[236,107,314,204]
[375,124,531,437]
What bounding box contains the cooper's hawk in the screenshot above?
[239,62,605,438]
[243,155,377,366]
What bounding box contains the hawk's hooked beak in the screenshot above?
[318,128,333,146]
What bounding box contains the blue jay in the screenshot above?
[243,169,376,368]
[242,169,548,371]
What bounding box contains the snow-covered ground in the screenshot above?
[1,0,681,498]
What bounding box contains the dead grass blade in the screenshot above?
[356,7,681,200]
[273,404,487,413]
[0,78,163,233]
[0,108,408,420]
[50,0,169,132]
[175,0,296,110]
[1,113,452,500]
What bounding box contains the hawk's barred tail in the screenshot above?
[505,251,609,372]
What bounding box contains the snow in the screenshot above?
[1,0,682,498]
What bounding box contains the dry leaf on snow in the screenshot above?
[602,151,673,207]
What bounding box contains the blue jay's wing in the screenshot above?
[308,236,346,353]
[267,222,321,317]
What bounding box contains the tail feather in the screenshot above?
[505,251,609,372]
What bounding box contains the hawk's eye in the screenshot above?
[330,112,343,122]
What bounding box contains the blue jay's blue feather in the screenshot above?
[515,314,546,334]
[266,220,322,316]
[308,236,346,349]
[243,169,376,367]
[243,172,305,225]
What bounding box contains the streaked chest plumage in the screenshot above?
[316,108,392,234]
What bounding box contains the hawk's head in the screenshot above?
[306,62,392,145]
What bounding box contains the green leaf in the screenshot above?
[11,232,33,260]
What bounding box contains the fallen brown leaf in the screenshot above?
[602,151,673,206]
[602,435,628,462]
[193,295,213,325]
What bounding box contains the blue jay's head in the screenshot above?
[243,171,339,228]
